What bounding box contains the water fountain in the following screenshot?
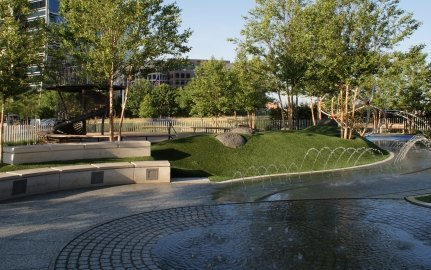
[395,134,431,164]
[53,134,431,270]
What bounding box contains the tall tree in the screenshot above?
[56,0,191,140]
[236,0,309,129]
[375,46,431,113]
[182,59,236,122]
[0,0,46,161]
[232,52,269,129]
[303,0,419,138]
[126,79,153,117]
[138,83,179,118]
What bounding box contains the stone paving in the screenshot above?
[53,199,431,270]
[1,148,431,269]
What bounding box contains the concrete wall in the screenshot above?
[3,141,151,165]
[0,161,170,201]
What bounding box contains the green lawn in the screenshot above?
[151,127,388,181]
[0,126,388,181]
[416,195,431,203]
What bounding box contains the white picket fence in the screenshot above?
[3,116,430,144]
[2,124,53,144]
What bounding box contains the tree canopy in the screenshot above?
[0,0,46,100]
[182,59,236,118]
[236,0,424,137]
[55,0,191,140]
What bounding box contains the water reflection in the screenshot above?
[152,200,431,269]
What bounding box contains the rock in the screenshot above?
[230,126,254,135]
[317,118,338,127]
[216,133,246,148]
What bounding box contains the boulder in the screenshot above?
[216,133,246,148]
[317,118,338,127]
[230,126,254,135]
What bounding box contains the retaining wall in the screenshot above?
[3,141,151,165]
[0,161,170,201]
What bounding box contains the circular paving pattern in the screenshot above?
[54,200,431,270]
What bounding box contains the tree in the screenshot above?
[138,83,179,118]
[300,0,419,138]
[376,46,431,112]
[182,59,236,121]
[232,52,269,128]
[56,0,191,140]
[0,0,46,161]
[126,79,153,117]
[236,0,309,129]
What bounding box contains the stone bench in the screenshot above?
[3,141,151,165]
[0,161,170,201]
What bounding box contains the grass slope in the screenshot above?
[152,127,387,181]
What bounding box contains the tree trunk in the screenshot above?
[0,100,4,164]
[277,90,285,129]
[109,63,115,142]
[317,97,322,121]
[348,87,359,139]
[310,96,316,126]
[343,85,350,139]
[118,67,133,142]
[331,97,335,119]
[252,111,256,130]
[285,83,294,130]
[339,88,344,139]
[287,94,294,130]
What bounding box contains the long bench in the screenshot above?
[0,161,171,201]
[45,132,177,142]
[3,141,151,165]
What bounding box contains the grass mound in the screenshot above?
[152,127,388,181]
[416,195,431,203]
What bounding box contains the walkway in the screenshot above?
[1,150,431,269]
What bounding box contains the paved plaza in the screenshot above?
[1,150,431,269]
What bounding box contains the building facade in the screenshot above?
[28,0,60,24]
[146,59,230,88]
[28,0,60,88]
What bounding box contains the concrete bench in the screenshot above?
[3,141,151,165]
[0,161,171,201]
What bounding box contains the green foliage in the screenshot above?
[37,91,57,119]
[137,84,179,118]
[374,46,431,112]
[127,79,153,117]
[56,0,191,85]
[182,58,236,117]
[7,93,39,121]
[232,53,269,113]
[237,0,423,132]
[0,0,46,100]
[55,0,191,138]
[138,95,154,118]
[236,0,311,128]
[415,195,431,203]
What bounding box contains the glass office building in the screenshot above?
[27,0,60,87]
[28,0,60,24]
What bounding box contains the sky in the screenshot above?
[167,0,431,62]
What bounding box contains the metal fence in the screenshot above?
[85,117,315,134]
[3,116,431,144]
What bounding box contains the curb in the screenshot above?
[218,151,395,184]
[405,194,431,208]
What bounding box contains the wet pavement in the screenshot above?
[53,200,431,270]
[1,145,431,269]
